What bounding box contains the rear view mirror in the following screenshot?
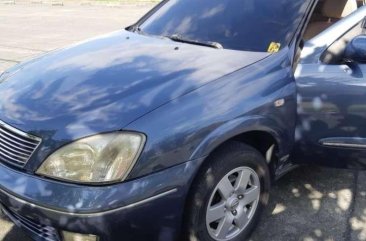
[344,35,366,63]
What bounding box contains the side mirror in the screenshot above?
[344,35,366,63]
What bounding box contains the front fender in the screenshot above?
[126,50,296,179]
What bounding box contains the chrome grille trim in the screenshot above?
[0,145,28,160]
[0,132,36,151]
[0,120,41,168]
[0,128,40,145]
[0,139,33,155]
[0,152,26,166]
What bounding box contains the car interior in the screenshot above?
[304,0,363,40]
[302,0,365,64]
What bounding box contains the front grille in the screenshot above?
[2,206,60,241]
[0,120,41,167]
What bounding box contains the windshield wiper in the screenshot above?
[126,25,145,35]
[166,34,223,49]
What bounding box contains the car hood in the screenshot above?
[0,30,269,141]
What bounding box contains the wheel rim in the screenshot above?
[206,166,260,241]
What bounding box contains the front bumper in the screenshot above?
[0,159,203,241]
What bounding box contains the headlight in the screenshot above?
[36,132,145,184]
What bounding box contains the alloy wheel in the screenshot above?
[206,167,260,241]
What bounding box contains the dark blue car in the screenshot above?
[0,0,365,240]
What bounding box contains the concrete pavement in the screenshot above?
[0,4,366,241]
[0,3,151,72]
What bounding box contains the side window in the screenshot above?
[303,0,359,40]
[319,20,365,64]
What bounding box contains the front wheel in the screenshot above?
[184,142,270,241]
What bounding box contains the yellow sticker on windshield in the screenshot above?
[267,42,281,53]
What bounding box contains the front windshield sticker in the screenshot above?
[267,42,281,53]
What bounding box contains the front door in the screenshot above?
[295,7,366,169]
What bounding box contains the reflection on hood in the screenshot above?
[0,30,269,141]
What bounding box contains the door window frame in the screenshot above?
[299,6,366,65]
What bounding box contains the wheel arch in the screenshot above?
[195,130,280,183]
[190,115,286,170]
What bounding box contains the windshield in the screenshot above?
[139,0,312,52]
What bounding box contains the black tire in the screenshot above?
[183,141,270,241]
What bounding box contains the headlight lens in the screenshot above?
[36,132,145,184]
